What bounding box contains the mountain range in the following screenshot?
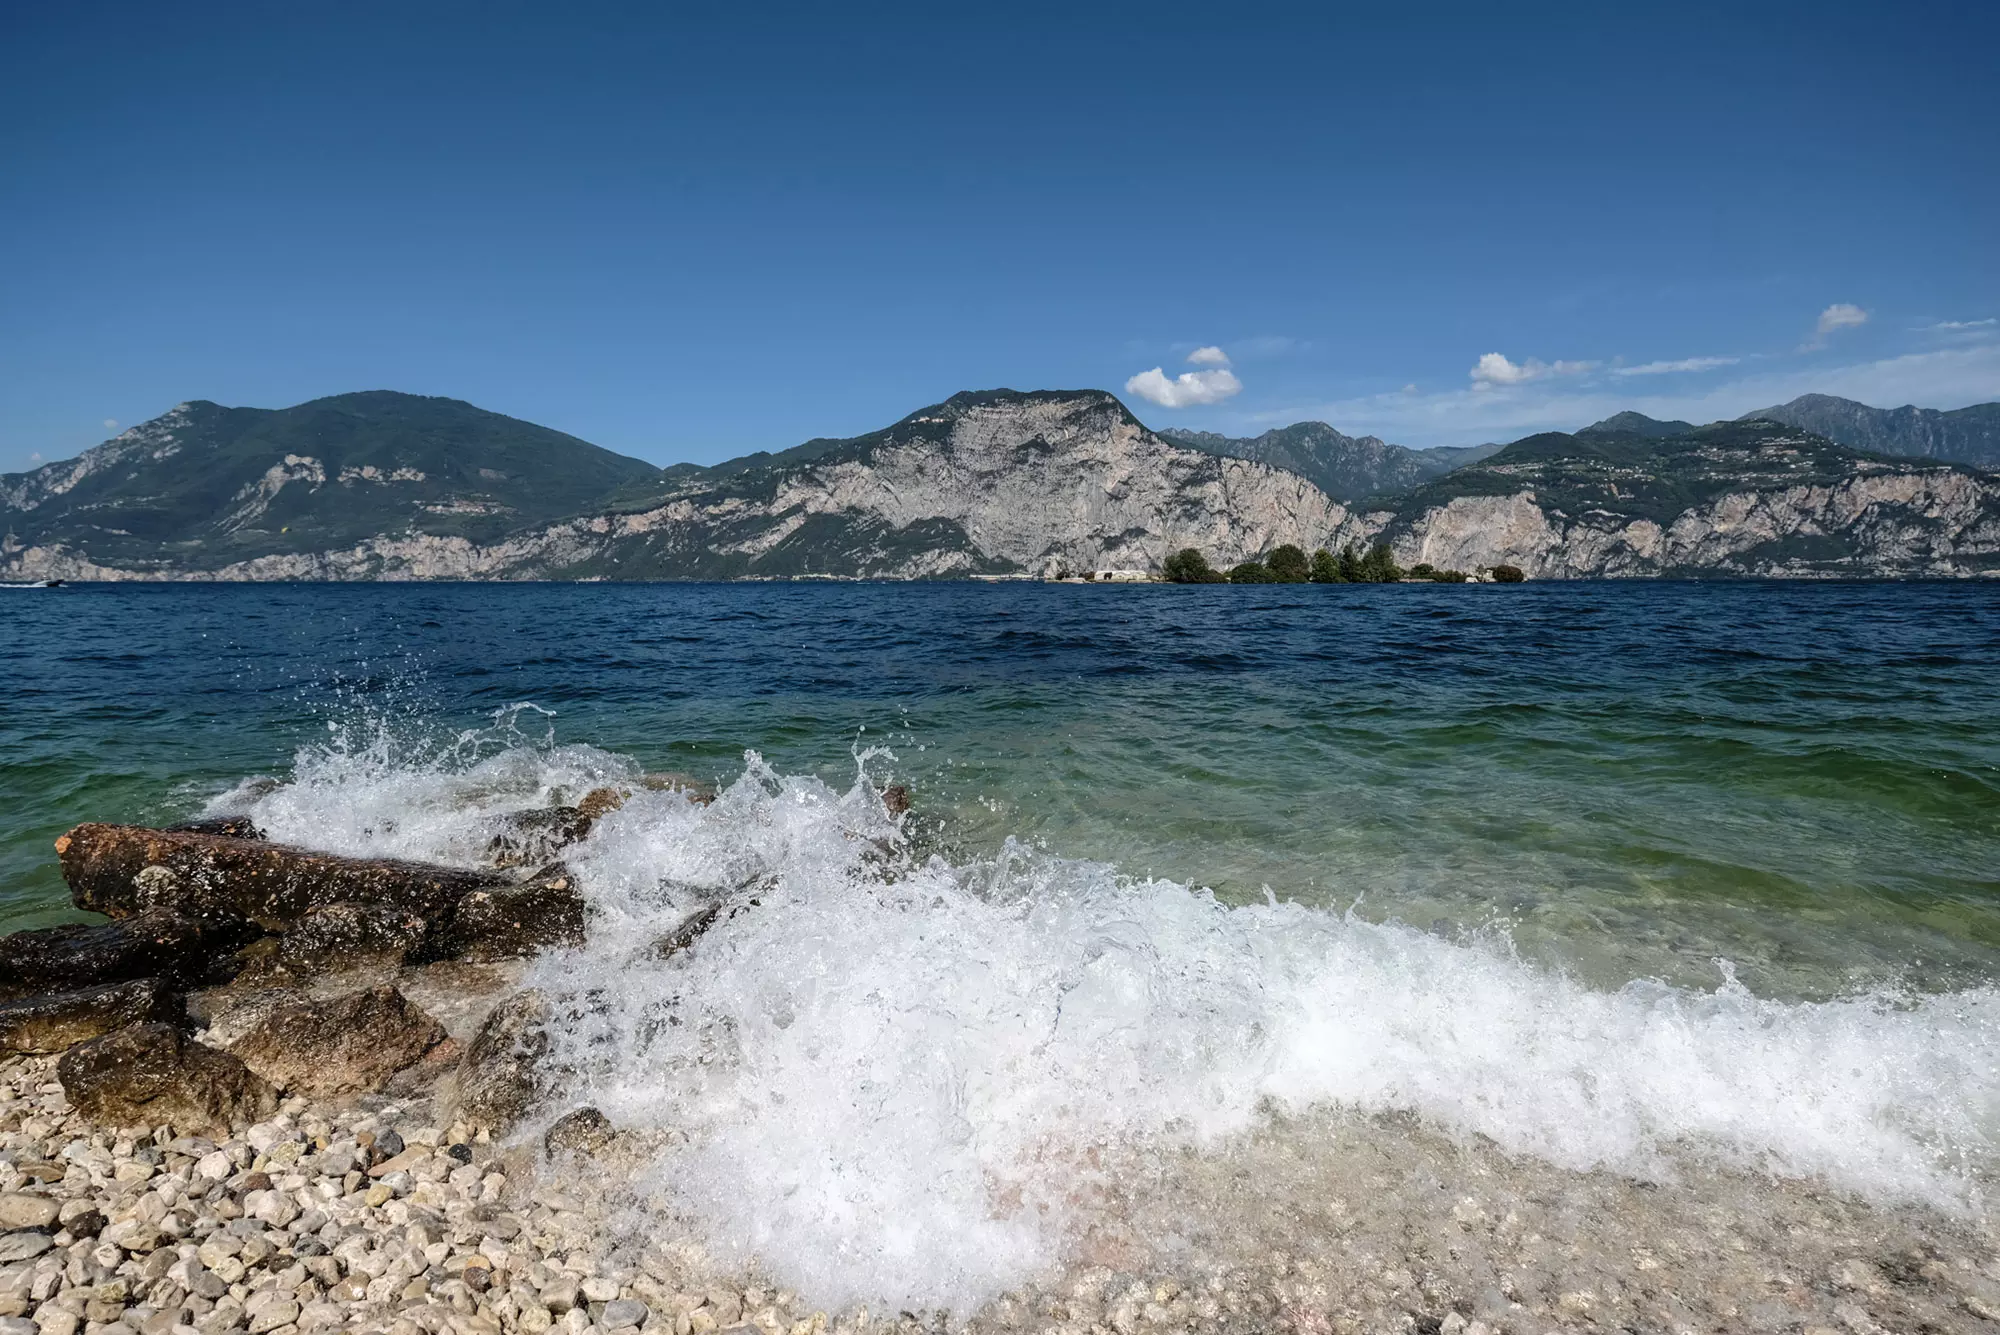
[4,390,1997,581]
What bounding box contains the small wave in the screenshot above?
[219,721,2000,1312]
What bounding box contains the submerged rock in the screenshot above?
[57,1021,277,1132]
[227,984,450,1097]
[449,988,553,1132]
[0,908,255,998]
[275,900,430,974]
[0,976,182,1054]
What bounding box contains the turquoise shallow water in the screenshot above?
[2,580,1997,998]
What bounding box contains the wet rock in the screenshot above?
[0,909,256,998]
[275,900,430,974]
[485,806,596,870]
[0,976,182,1054]
[543,1107,616,1156]
[641,771,717,803]
[56,822,510,929]
[228,984,450,1097]
[164,816,264,839]
[449,989,553,1132]
[652,903,721,961]
[575,786,627,819]
[57,1022,276,1133]
[881,783,911,816]
[443,867,588,961]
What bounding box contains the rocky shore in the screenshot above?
[3,794,2000,1335]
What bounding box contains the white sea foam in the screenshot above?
[219,725,2000,1312]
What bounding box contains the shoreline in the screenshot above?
[7,959,2000,1335]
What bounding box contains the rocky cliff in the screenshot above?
[3,391,1351,581]
[1375,420,2000,578]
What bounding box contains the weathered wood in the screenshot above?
[56,823,508,929]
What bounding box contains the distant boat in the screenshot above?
[0,579,62,588]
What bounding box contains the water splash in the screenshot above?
[223,724,2000,1311]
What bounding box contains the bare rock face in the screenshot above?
[449,989,553,1132]
[276,901,430,975]
[227,985,450,1098]
[57,1022,277,1133]
[0,909,255,999]
[0,977,182,1054]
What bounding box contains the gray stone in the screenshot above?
[0,1233,49,1264]
[599,1298,649,1328]
[0,1194,58,1231]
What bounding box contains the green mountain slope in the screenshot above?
[1579,411,1698,438]
[1158,423,1498,502]
[1,392,662,570]
[1741,394,2000,469]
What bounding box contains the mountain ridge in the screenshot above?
[6,388,1998,581]
[1158,422,1500,502]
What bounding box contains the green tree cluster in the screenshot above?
[1266,544,1310,582]
[1161,542,1433,585]
[1307,542,1403,582]
[1490,564,1526,583]
[1163,548,1227,582]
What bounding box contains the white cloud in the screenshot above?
[1186,346,1230,367]
[1124,366,1244,409]
[1816,303,1870,336]
[1469,353,1595,390]
[102,418,118,430]
[1611,356,1740,377]
[29,452,41,463]
[1927,318,1996,331]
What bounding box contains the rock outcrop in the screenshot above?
[0,978,182,1054]
[448,990,554,1133]
[228,985,451,1098]
[0,910,254,998]
[56,1023,277,1132]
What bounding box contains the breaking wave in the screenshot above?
[214,713,2000,1311]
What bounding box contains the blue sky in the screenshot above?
[3,0,1996,471]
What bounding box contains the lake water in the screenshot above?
[4,580,1999,1306]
